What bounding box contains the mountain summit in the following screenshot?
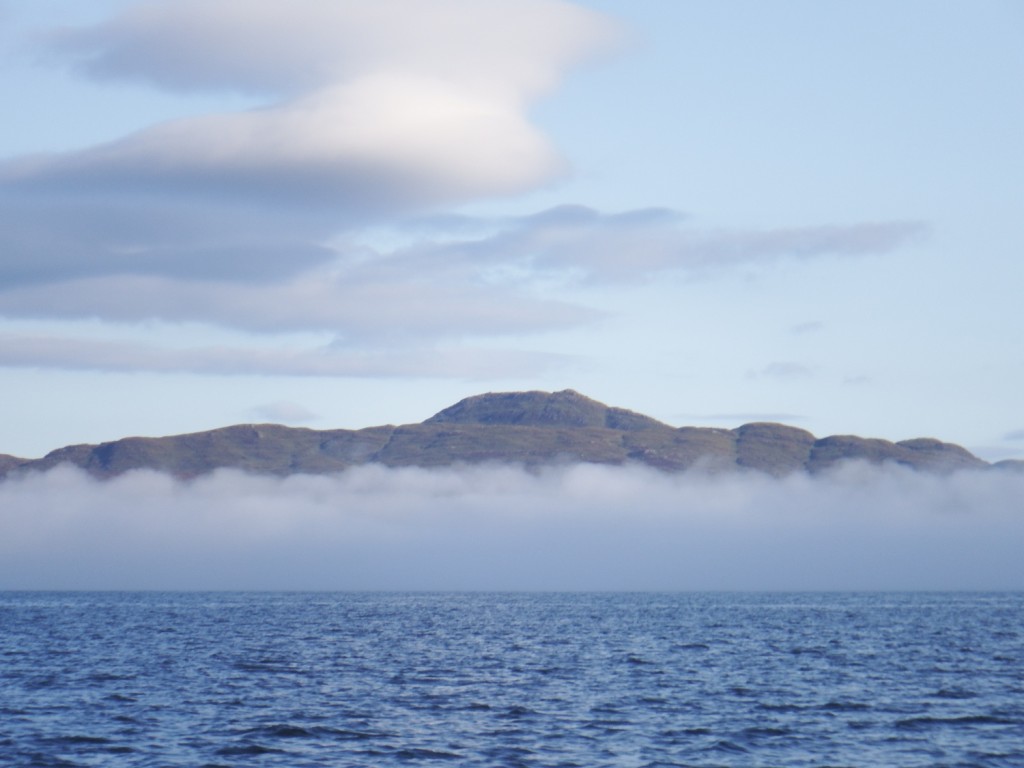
[426,389,667,431]
[1,390,1014,480]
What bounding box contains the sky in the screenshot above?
[1,1,1023,591]
[0,0,1021,461]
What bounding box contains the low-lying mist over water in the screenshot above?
[3,462,1021,591]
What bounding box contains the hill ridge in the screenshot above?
[1,390,1016,480]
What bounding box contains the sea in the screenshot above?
[0,592,1021,767]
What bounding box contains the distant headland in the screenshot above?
[2,390,1021,479]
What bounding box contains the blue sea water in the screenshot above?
[0,592,1021,767]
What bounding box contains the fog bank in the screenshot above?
[1,462,1021,591]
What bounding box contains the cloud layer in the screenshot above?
[49,0,614,99]
[0,1,928,380]
[0,204,924,377]
[0,331,569,379]
[1,462,1021,591]
[2,0,618,294]
[29,0,619,208]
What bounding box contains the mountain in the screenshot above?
[0,389,1014,480]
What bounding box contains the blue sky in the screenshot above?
[1,0,1022,461]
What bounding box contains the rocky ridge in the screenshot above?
[1,389,1017,480]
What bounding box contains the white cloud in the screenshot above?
[0,1,623,382]
[14,0,618,212]
[0,196,334,287]
[0,251,599,337]
[398,207,928,284]
[47,0,618,99]
[0,462,1021,590]
[3,74,563,210]
[0,206,921,334]
[0,332,570,379]
[0,0,621,316]
[0,2,928,381]
[0,203,926,377]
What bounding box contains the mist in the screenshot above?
[1,462,1021,591]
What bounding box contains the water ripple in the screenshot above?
[0,591,1021,767]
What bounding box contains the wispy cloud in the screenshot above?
[0,2,928,380]
[1,462,1021,590]
[401,207,927,284]
[748,361,814,379]
[0,202,924,376]
[0,332,571,379]
[0,265,599,338]
[0,0,619,293]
